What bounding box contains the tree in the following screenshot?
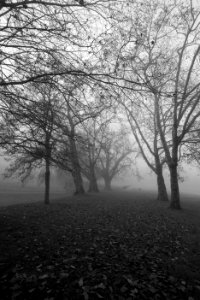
[54,76,117,194]
[53,81,94,195]
[122,94,169,201]
[101,0,171,201]
[0,0,116,200]
[105,0,200,209]
[153,1,200,208]
[44,85,86,195]
[79,111,113,192]
[0,0,112,87]
[2,82,62,204]
[0,0,121,196]
[97,126,134,191]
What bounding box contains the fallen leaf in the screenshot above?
[79,277,84,287]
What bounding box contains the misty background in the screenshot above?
[0,155,199,206]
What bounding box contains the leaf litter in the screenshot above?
[0,192,200,299]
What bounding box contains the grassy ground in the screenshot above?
[0,181,69,207]
[0,190,67,207]
[0,190,200,299]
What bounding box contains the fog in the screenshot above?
[0,156,199,206]
[115,158,200,196]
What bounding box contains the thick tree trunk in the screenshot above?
[156,171,168,201]
[44,158,50,205]
[153,121,168,201]
[154,148,168,201]
[88,168,99,193]
[104,177,112,191]
[72,168,85,195]
[169,165,181,209]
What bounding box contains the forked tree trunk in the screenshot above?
[88,168,99,193]
[169,165,181,209]
[44,158,50,205]
[154,96,180,208]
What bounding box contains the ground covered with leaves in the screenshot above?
[0,190,200,300]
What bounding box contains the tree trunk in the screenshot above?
[88,167,99,193]
[169,165,181,209]
[72,168,85,195]
[156,170,168,201]
[44,158,50,205]
[104,177,112,191]
[70,138,85,195]
[154,146,168,201]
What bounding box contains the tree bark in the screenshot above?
[44,157,50,204]
[155,94,181,209]
[153,106,168,202]
[169,164,181,209]
[156,170,168,201]
[88,167,99,192]
[104,176,112,191]
[70,137,85,195]
[72,168,85,195]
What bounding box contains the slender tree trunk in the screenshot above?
[104,176,112,191]
[88,167,99,193]
[169,164,181,209]
[153,115,168,201]
[70,137,85,195]
[44,157,50,205]
[156,170,168,201]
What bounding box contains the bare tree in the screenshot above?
[153,1,200,209]
[106,0,200,209]
[96,127,135,191]
[53,87,86,195]
[121,94,169,201]
[78,111,113,192]
[0,0,113,87]
[2,82,62,204]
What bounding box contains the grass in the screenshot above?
[0,189,200,299]
[0,184,69,207]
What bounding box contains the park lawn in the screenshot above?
[0,190,200,300]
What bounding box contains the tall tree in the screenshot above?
[55,77,116,194]
[2,82,62,204]
[51,85,85,195]
[106,0,200,209]
[153,1,200,208]
[121,94,169,201]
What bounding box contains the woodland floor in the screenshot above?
[0,190,200,300]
